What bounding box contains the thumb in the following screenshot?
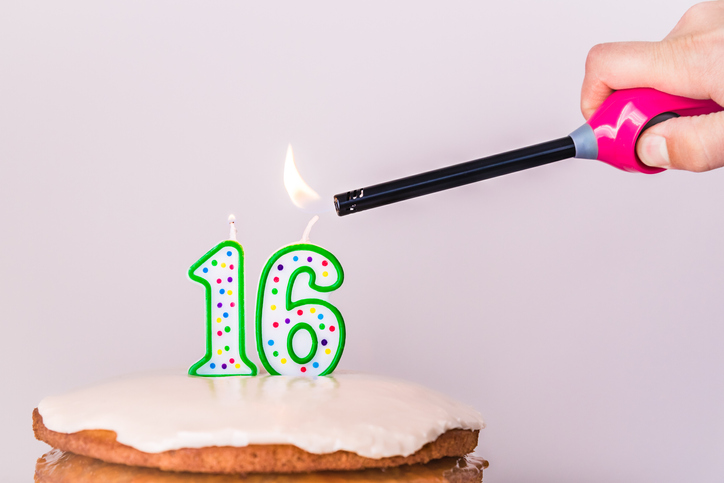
[636,111,724,172]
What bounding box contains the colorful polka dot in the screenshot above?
[307,256,313,262]
[223,312,229,318]
[226,251,232,256]
[221,263,226,268]
[319,323,325,330]
[224,326,231,333]
[297,309,303,315]
[322,260,328,267]
[271,305,277,311]
[301,367,307,373]
[225,345,230,351]
[217,331,222,336]
[228,290,233,295]
[273,351,279,357]
[217,317,221,323]
[329,326,335,332]
[220,289,225,294]
[268,340,274,346]
[321,339,327,346]
[313,362,319,368]
[273,277,279,283]
[217,349,222,355]
[230,302,235,307]
[271,288,278,295]
[310,308,316,314]
[230,264,234,270]
[281,358,287,364]
[293,256,299,262]
[285,318,290,324]
[325,349,331,355]
[277,264,284,271]
[212,260,218,266]
[230,358,235,364]
[222,364,227,369]
[227,277,233,283]
[216,279,222,284]
[217,302,223,308]
[235,363,240,369]
[322,271,329,277]
[273,322,279,328]
[210,363,216,369]
[318,314,324,320]
[203,267,208,273]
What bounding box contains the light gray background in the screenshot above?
[1,1,723,481]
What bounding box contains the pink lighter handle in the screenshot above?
[584,88,723,173]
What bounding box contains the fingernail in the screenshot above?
[638,134,670,169]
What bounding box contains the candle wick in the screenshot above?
[228,214,237,241]
[300,215,319,243]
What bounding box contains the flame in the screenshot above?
[283,145,328,213]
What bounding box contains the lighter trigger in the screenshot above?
[634,112,680,164]
[640,112,680,135]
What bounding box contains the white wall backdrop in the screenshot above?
[1,1,723,481]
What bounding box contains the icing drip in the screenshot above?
[37,370,485,459]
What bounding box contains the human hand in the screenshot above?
[581,1,724,172]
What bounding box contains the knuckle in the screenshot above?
[714,27,724,47]
[680,2,711,24]
[683,156,712,173]
[671,114,724,172]
[698,26,724,59]
[585,43,607,72]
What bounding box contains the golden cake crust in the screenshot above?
[33,408,479,474]
[35,449,488,483]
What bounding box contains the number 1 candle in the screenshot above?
[188,216,257,377]
[256,216,345,376]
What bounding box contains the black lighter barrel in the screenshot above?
[334,136,576,216]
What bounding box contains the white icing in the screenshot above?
[37,370,484,459]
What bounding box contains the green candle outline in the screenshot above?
[255,243,345,376]
[188,239,258,377]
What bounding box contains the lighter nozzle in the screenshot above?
[334,189,365,216]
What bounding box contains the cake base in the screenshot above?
[33,409,479,474]
[35,449,488,483]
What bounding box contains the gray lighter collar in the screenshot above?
[569,123,598,160]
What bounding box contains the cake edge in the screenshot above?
[32,408,479,474]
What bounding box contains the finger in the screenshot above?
[666,1,724,38]
[581,41,665,119]
[636,111,724,172]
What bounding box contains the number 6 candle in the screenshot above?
[256,216,345,376]
[188,216,257,377]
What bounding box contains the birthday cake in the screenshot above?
[33,213,487,477]
[33,370,484,474]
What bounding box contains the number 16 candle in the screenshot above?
[188,216,257,377]
[256,216,345,376]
